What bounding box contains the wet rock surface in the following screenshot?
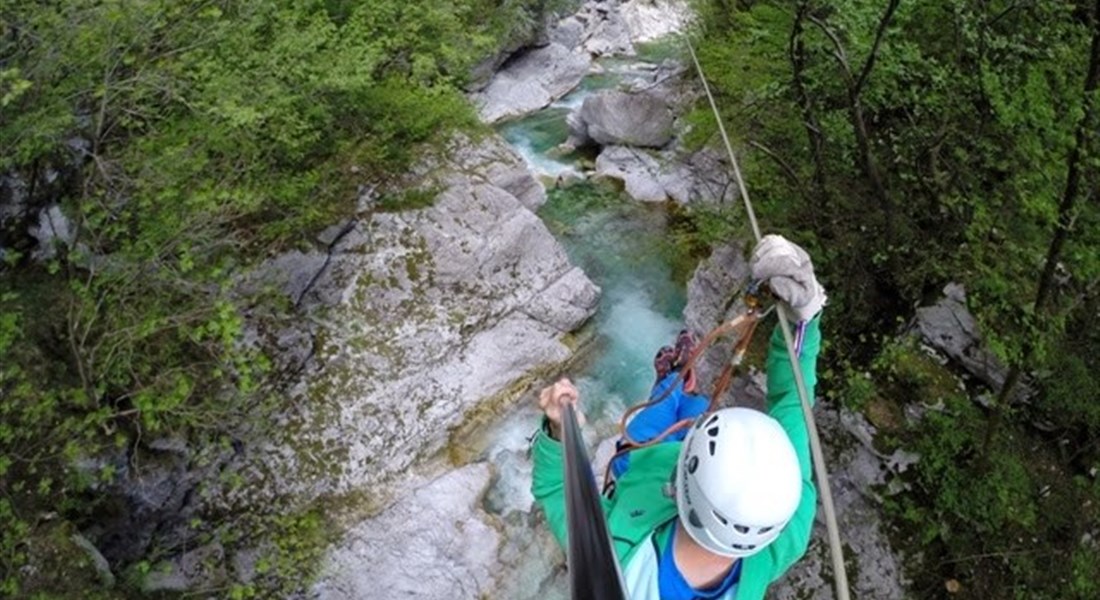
[568,90,674,148]
[473,43,592,123]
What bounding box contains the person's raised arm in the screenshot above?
[751,235,826,572]
[530,378,584,549]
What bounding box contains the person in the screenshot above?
[531,235,826,600]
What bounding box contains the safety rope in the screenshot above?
[685,35,853,600]
[601,308,766,492]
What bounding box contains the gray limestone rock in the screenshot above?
[314,464,500,600]
[549,16,586,50]
[582,3,635,56]
[523,266,602,332]
[683,241,752,402]
[233,134,599,505]
[592,145,738,205]
[769,407,909,600]
[913,283,1028,399]
[620,0,692,43]
[474,43,591,123]
[29,205,75,260]
[595,146,668,201]
[450,133,547,211]
[569,90,673,148]
[594,145,690,202]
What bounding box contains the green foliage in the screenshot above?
[376,187,441,212]
[0,0,561,596]
[887,386,1100,598]
[539,181,628,229]
[688,1,1100,596]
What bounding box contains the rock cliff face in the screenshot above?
[237,135,600,504]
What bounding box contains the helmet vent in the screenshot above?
[708,440,716,456]
[705,414,719,428]
[688,509,703,529]
[759,526,773,534]
[734,525,750,534]
[712,511,728,525]
[732,543,756,551]
[687,455,700,474]
[707,426,720,437]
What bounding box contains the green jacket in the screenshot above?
[531,317,821,600]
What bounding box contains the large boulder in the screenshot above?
[314,463,501,600]
[227,134,600,506]
[594,145,740,205]
[621,0,692,43]
[473,43,591,123]
[568,90,674,148]
[595,145,687,202]
[912,283,1028,400]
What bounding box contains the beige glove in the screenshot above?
[538,378,584,440]
[750,234,826,322]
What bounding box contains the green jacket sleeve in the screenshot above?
[762,315,821,578]
[531,426,571,549]
[531,421,615,551]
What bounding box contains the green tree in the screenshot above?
[689,0,1100,596]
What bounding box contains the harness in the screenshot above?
[602,286,774,494]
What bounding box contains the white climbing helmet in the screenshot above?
[674,407,802,558]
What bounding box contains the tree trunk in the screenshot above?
[790,2,829,205]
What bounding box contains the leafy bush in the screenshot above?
[0,0,567,595]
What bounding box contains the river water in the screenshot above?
[479,57,691,598]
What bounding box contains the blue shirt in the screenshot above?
[658,524,742,600]
[611,372,710,477]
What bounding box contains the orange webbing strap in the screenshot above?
[601,310,764,493]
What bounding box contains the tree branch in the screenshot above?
[853,0,901,97]
[749,140,809,200]
[807,15,854,85]
[789,1,830,204]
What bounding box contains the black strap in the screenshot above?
[562,403,629,600]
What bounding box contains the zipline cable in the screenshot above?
[685,35,852,600]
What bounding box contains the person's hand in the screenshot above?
[538,378,583,441]
[750,234,827,321]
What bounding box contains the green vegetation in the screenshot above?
[0,0,573,596]
[685,0,1100,596]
